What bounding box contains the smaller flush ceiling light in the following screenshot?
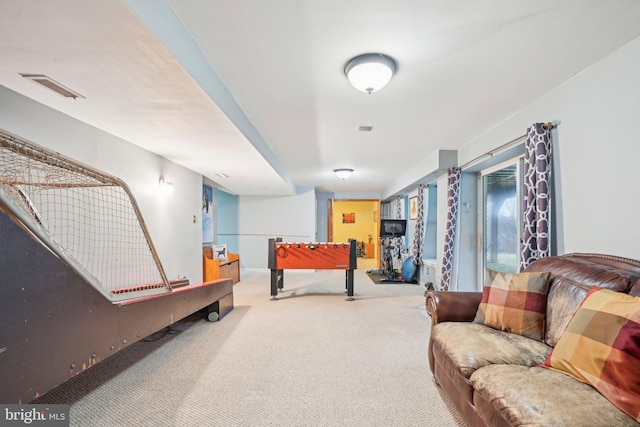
[344,53,397,94]
[334,168,354,180]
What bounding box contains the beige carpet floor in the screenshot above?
[34,267,465,427]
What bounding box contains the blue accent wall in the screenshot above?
[456,173,478,290]
[424,183,438,259]
[217,190,239,253]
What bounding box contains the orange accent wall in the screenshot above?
[332,200,379,260]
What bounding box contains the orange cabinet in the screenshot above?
[365,243,375,259]
[203,247,240,284]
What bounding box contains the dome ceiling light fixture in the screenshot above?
[334,168,354,180]
[344,53,397,94]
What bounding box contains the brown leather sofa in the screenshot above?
[426,253,640,427]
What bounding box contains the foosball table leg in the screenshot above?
[345,269,355,301]
[270,268,283,300]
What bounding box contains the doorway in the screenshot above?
[479,160,522,277]
[329,199,380,270]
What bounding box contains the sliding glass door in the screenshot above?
[480,161,521,275]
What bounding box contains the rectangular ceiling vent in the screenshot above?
[358,126,373,132]
[20,74,84,99]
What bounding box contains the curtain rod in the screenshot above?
[459,122,554,170]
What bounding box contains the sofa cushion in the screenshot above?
[630,279,640,297]
[471,365,639,427]
[474,269,550,341]
[525,256,635,292]
[543,277,589,347]
[431,322,551,379]
[526,255,639,346]
[541,287,640,422]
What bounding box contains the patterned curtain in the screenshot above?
[520,123,552,271]
[440,167,461,291]
[411,184,427,265]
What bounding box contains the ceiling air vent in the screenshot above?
[20,74,84,99]
[358,126,373,132]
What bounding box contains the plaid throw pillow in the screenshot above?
[474,269,551,341]
[541,286,640,422]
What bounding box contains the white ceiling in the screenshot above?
[2,0,640,196]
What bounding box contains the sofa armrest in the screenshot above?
[426,291,483,374]
[425,291,483,326]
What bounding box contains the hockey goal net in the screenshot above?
[0,130,171,302]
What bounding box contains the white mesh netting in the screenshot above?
[0,131,170,302]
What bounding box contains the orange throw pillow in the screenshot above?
[474,269,550,341]
[542,286,640,422]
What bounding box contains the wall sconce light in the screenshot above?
[334,168,354,180]
[463,202,471,213]
[159,177,174,194]
[344,53,397,94]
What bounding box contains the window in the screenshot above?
[479,160,521,276]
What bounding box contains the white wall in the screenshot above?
[444,35,640,269]
[0,85,203,283]
[237,190,316,268]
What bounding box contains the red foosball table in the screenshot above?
[268,237,358,301]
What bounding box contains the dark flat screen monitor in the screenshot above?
[380,219,407,237]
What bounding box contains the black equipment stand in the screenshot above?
[379,235,404,283]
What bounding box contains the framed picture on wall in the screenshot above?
[202,185,214,243]
[342,213,356,223]
[409,196,418,220]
